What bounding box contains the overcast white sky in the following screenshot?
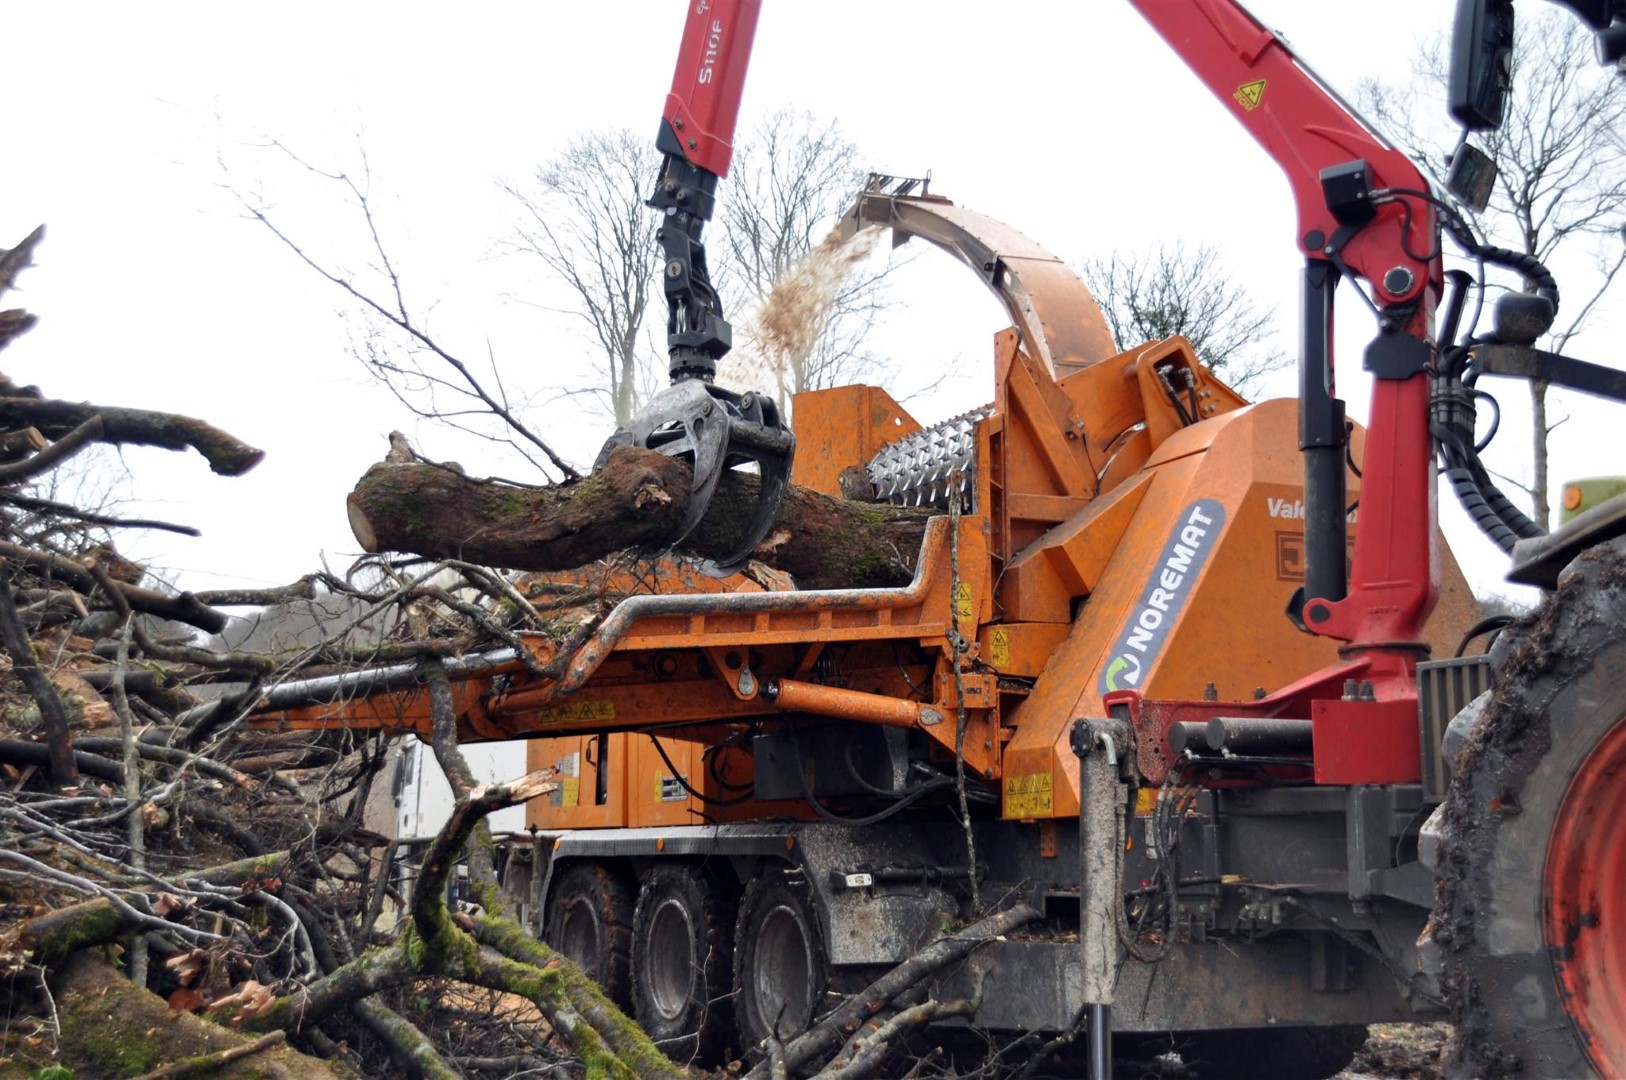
[6,1,1619,604]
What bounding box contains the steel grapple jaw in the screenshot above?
[596,380,794,574]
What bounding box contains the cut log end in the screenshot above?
[347,494,379,552]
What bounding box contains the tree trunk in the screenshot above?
[346,446,933,590]
[1531,378,1551,529]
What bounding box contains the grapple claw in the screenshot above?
[597,381,794,575]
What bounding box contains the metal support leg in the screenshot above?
[1088,1004,1112,1080]
[1072,717,1129,1080]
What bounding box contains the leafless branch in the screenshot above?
[231,140,579,481]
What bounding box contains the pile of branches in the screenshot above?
[0,227,672,1078]
[0,227,1064,1080]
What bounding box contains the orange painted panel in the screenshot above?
[1000,398,1478,820]
[790,386,921,496]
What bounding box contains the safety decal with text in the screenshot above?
[555,752,581,807]
[534,700,616,725]
[989,628,1010,669]
[955,582,975,621]
[1233,79,1266,111]
[1005,773,1054,818]
[1099,499,1226,695]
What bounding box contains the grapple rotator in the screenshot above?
[597,0,792,575]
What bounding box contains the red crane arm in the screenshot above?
[1131,0,1445,658]
[661,0,761,178]
[1132,0,1438,320]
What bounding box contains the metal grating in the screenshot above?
[1417,656,1494,802]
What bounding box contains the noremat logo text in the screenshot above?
[1100,499,1225,695]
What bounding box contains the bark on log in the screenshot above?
[0,539,229,633]
[346,447,934,590]
[51,955,347,1080]
[0,562,78,786]
[14,852,292,965]
[0,738,123,784]
[0,395,263,476]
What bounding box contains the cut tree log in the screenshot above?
[346,445,935,590]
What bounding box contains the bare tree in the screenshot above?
[1361,10,1626,527]
[503,129,666,428]
[1076,242,1287,393]
[230,142,578,481]
[717,109,895,413]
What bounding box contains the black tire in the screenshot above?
[733,868,829,1054]
[1176,1024,1368,1080]
[546,861,634,1009]
[630,863,736,1064]
[1434,539,1626,1079]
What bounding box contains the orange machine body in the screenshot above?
[248,190,1476,828]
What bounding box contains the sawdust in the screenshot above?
[725,225,883,405]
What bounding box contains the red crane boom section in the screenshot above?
[1133,0,1444,656]
[662,0,761,178]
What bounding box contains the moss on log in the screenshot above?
[46,955,346,1080]
[347,447,934,590]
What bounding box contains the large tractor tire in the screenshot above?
[1434,539,1626,1079]
[630,863,737,1065]
[1173,1024,1368,1080]
[545,861,635,1010]
[733,868,829,1055]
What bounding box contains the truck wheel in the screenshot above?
[733,869,829,1053]
[1177,1024,1367,1080]
[546,861,634,1009]
[631,863,736,1064]
[1434,539,1626,1079]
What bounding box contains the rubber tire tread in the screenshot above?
[733,868,829,1057]
[546,861,635,1010]
[1177,1024,1368,1080]
[1432,538,1626,1079]
[630,862,737,1066]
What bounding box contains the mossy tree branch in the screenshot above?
[347,447,934,589]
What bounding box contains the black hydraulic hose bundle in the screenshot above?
[1433,415,1544,551]
[1427,205,1560,551]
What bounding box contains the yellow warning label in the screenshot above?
[1005,773,1054,818]
[1134,787,1157,816]
[560,776,580,807]
[955,582,975,621]
[990,628,1010,669]
[1233,79,1266,111]
[534,700,616,724]
[655,772,688,803]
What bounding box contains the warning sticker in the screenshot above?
[990,628,1010,669]
[955,582,975,621]
[1005,773,1054,818]
[534,700,616,725]
[552,752,581,807]
[1233,79,1266,111]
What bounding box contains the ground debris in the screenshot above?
[1342,1024,1448,1079]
